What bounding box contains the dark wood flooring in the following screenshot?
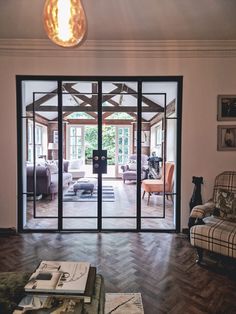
[0,232,236,314]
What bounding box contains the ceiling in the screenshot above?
[0,0,236,41]
[23,81,177,122]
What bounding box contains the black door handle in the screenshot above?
[92,150,108,174]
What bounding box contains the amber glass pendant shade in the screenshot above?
[43,0,87,47]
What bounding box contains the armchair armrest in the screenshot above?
[121,165,129,172]
[190,201,215,219]
[188,201,215,231]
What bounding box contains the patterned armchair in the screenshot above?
[189,171,236,263]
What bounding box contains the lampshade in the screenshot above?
[43,0,87,48]
[48,143,58,150]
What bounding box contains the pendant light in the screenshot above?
[43,0,87,48]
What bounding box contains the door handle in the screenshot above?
[92,150,108,174]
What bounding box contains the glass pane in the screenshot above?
[70,127,76,136]
[141,82,177,230]
[102,218,136,229]
[102,81,137,94]
[63,219,98,230]
[21,82,59,230]
[62,81,98,94]
[62,82,98,228]
[76,127,82,136]
[71,137,75,145]
[142,82,178,118]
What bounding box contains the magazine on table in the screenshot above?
[12,294,84,314]
[24,261,90,295]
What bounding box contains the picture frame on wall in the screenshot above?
[53,130,58,144]
[217,125,236,151]
[217,95,236,121]
[134,131,150,147]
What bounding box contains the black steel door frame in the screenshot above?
[17,75,182,233]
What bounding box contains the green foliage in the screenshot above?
[84,126,116,164]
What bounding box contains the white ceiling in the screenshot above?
[0,0,236,41]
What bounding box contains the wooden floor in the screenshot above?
[1,232,236,313]
[26,179,175,231]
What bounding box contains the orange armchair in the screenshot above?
[141,162,175,205]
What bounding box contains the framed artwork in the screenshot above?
[217,125,236,151]
[134,131,150,147]
[217,95,236,121]
[53,130,58,144]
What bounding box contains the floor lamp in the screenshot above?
[48,143,58,160]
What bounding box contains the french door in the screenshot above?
[17,76,182,232]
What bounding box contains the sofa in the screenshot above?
[27,160,72,198]
[189,171,236,263]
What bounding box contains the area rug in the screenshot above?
[63,185,115,202]
[105,293,144,314]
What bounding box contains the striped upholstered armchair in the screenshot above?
[189,171,236,263]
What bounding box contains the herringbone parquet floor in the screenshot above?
[0,232,236,314]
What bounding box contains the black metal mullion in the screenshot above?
[163,93,167,219]
[97,81,102,231]
[175,77,183,232]
[58,81,63,231]
[32,92,37,219]
[137,80,142,231]
[16,78,23,232]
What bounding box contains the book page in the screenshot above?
[25,261,90,294]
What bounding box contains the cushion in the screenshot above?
[69,159,83,170]
[215,189,236,219]
[46,161,58,174]
[36,159,46,166]
[128,162,136,171]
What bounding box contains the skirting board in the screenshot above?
[182,228,189,235]
[0,228,17,235]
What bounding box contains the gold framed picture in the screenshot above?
[217,125,236,151]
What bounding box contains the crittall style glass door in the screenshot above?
[17,76,182,232]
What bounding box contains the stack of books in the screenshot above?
[13,260,97,314]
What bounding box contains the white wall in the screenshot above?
[0,49,236,230]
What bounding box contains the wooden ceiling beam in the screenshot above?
[26,88,58,111]
[114,83,164,112]
[67,119,133,125]
[31,106,159,112]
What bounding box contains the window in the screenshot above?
[155,123,162,157]
[69,126,83,159]
[118,127,130,165]
[27,121,43,162]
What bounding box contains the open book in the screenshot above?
[24,261,90,295]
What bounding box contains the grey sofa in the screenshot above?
[27,161,72,198]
